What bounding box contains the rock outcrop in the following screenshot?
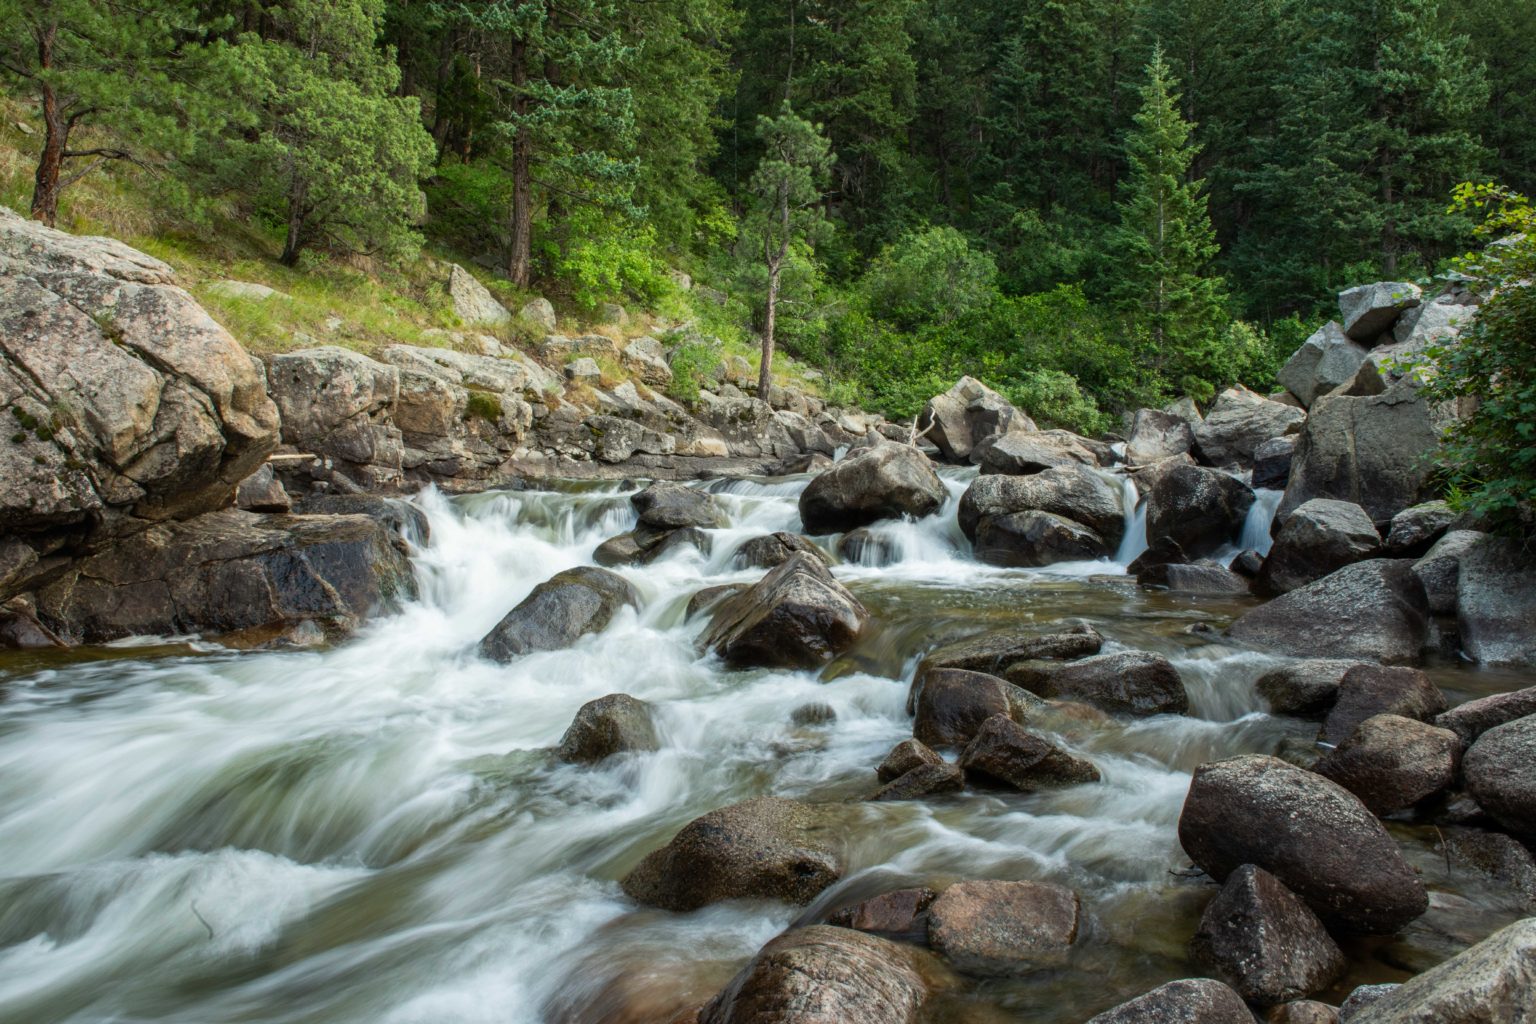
[1193,386,1305,467]
[918,376,1035,463]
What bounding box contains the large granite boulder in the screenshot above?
[1127,408,1197,466]
[974,429,1102,476]
[556,694,660,764]
[912,669,1021,748]
[1146,464,1256,559]
[699,553,868,669]
[925,879,1079,976]
[0,207,279,553]
[1383,501,1457,558]
[1437,687,1536,745]
[1338,282,1421,341]
[1314,714,1461,815]
[1177,754,1429,933]
[1455,536,1536,666]
[1007,650,1189,717]
[973,510,1112,567]
[1413,530,1483,616]
[1320,665,1447,745]
[1086,979,1253,1024]
[36,509,414,643]
[1346,918,1536,1024]
[479,566,639,661]
[1256,659,1364,718]
[267,347,403,488]
[1193,385,1306,468]
[1279,322,1371,408]
[798,443,946,533]
[959,465,1125,551]
[447,263,512,326]
[1258,499,1382,595]
[1463,716,1536,837]
[918,376,1035,463]
[1226,559,1429,665]
[622,797,844,911]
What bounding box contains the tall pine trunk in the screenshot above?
[759,266,779,399]
[280,173,308,267]
[29,23,63,227]
[507,39,533,288]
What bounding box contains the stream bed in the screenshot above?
[0,467,1528,1023]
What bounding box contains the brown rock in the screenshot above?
[828,887,938,937]
[925,879,1079,976]
[1321,665,1447,745]
[912,669,1017,748]
[877,739,944,782]
[957,714,1101,791]
[870,762,965,801]
[1313,714,1460,815]
[1086,979,1254,1024]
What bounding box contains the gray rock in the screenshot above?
[1177,754,1429,933]
[1322,665,1448,745]
[877,738,944,783]
[912,669,1020,748]
[1412,530,1484,616]
[974,510,1110,567]
[563,357,600,383]
[207,279,282,301]
[1147,463,1257,559]
[918,623,1103,678]
[593,532,645,567]
[1258,499,1382,595]
[918,376,1036,463]
[519,297,557,332]
[1346,918,1536,1024]
[1392,295,1474,347]
[1280,322,1371,408]
[789,701,837,726]
[732,532,829,570]
[235,464,291,513]
[447,264,512,326]
[1007,650,1189,717]
[1086,979,1253,1024]
[1226,559,1430,665]
[556,694,660,764]
[1127,408,1197,465]
[1254,436,1299,491]
[1463,716,1536,836]
[870,761,966,801]
[291,493,428,544]
[1138,561,1252,594]
[1256,660,1365,718]
[621,336,673,388]
[1339,282,1422,341]
[268,347,402,488]
[1455,536,1536,666]
[699,553,867,669]
[1340,986,1401,1021]
[1194,386,1307,467]
[1191,864,1346,1005]
[798,442,946,533]
[959,464,1127,546]
[1437,687,1536,745]
[975,429,1101,475]
[621,797,844,911]
[1314,714,1461,814]
[479,567,639,661]
[1384,501,1457,558]
[836,527,898,566]
[958,714,1101,790]
[1440,828,1536,912]
[926,879,1080,977]
[631,481,725,530]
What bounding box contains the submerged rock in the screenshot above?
[836,526,899,566]
[828,887,938,937]
[870,761,965,801]
[798,442,946,533]
[699,553,867,669]
[917,623,1103,678]
[1086,979,1253,1024]
[1226,559,1429,665]
[556,694,660,764]
[926,879,1080,977]
[877,738,945,782]
[479,567,639,662]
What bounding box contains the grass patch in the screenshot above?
[463,390,503,422]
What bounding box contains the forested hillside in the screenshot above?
[2,0,1529,430]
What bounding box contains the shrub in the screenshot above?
[861,225,998,331]
[464,390,503,422]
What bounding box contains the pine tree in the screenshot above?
[1106,48,1229,397]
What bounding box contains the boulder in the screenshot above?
[564,357,600,383]
[1007,650,1189,717]
[1321,665,1447,745]
[957,714,1101,790]
[1412,530,1483,616]
[519,297,557,332]
[836,527,897,566]
[1455,536,1536,666]
[877,739,945,783]
[798,443,946,533]
[1177,754,1429,933]
[632,482,726,530]
[1127,408,1197,466]
[1268,1002,1342,1024]
[1383,501,1456,558]
[1256,660,1364,718]
[36,510,414,643]
[1437,687,1536,745]
[958,465,1126,546]
[918,623,1103,677]
[556,694,660,764]
[235,464,291,513]
[1463,716,1536,836]
[699,553,868,669]
[1137,561,1251,594]
[912,669,1020,748]
[1231,549,1266,577]
[1086,979,1253,1024]
[593,532,645,567]
[975,429,1100,475]
[1440,829,1536,912]
[974,510,1111,567]
[1254,436,1299,491]
[733,532,829,571]
[1345,918,1536,1024]
[1190,864,1347,1005]
[1257,499,1382,595]
[268,347,402,488]
[1313,714,1461,814]
[292,493,428,544]
[478,566,639,662]
[621,797,843,911]
[1147,464,1257,559]
[1279,322,1371,408]
[1226,560,1429,665]
[621,336,673,388]
[1341,986,1400,1021]
[1338,282,1421,341]
[1194,386,1306,468]
[918,376,1035,463]
[1278,379,1439,526]
[828,888,937,937]
[925,879,1079,976]
[870,761,966,801]
[698,925,938,1024]
[447,264,512,326]
[789,701,836,726]
[685,583,748,621]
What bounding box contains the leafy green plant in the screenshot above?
[665,341,719,404]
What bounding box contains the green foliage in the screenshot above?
[423,162,512,258]
[861,226,998,331]
[464,390,503,422]
[1423,183,1536,531]
[543,206,678,312]
[665,341,720,404]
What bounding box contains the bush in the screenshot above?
[861,225,998,331]
[542,206,678,313]
[666,341,720,404]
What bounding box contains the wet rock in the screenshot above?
[733,532,829,571]
[1129,535,1188,576]
[828,887,938,936]
[686,583,748,621]
[235,464,291,513]
[1127,409,1197,466]
[447,264,512,326]
[1411,530,1482,616]
[1086,979,1253,1024]
[1226,559,1430,665]
[919,376,1036,463]
[1279,322,1371,408]
[1437,687,1536,745]
[958,465,1126,548]
[1191,864,1347,1005]
[632,482,726,530]
[1313,714,1460,814]
[1256,660,1365,718]
[1455,536,1536,666]
[1138,561,1251,594]
[0,599,64,649]
[1463,716,1536,837]
[1321,666,1447,745]
[622,797,844,911]
[925,879,1079,976]
[1345,918,1536,1024]
[1440,829,1536,911]
[1231,549,1266,578]
[1339,281,1421,341]
[1254,436,1299,491]
[594,532,645,567]
[1193,386,1307,468]
[974,510,1110,567]
[699,553,868,669]
[1177,754,1429,933]
[798,443,946,533]
[1009,651,1189,717]
[836,527,897,566]
[1383,501,1456,558]
[790,702,837,727]
[292,493,429,544]
[479,567,639,661]
[871,761,966,801]
[698,925,938,1024]
[636,527,711,565]
[1258,499,1382,595]
[877,739,945,782]
[974,429,1100,475]
[912,669,1019,748]
[958,714,1101,791]
[556,694,660,764]
[1146,463,1257,559]
[918,624,1103,677]
[1268,1001,1342,1024]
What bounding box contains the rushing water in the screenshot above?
[0,467,1526,1024]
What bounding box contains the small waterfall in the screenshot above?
[1112,476,1148,566]
[1238,488,1284,556]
